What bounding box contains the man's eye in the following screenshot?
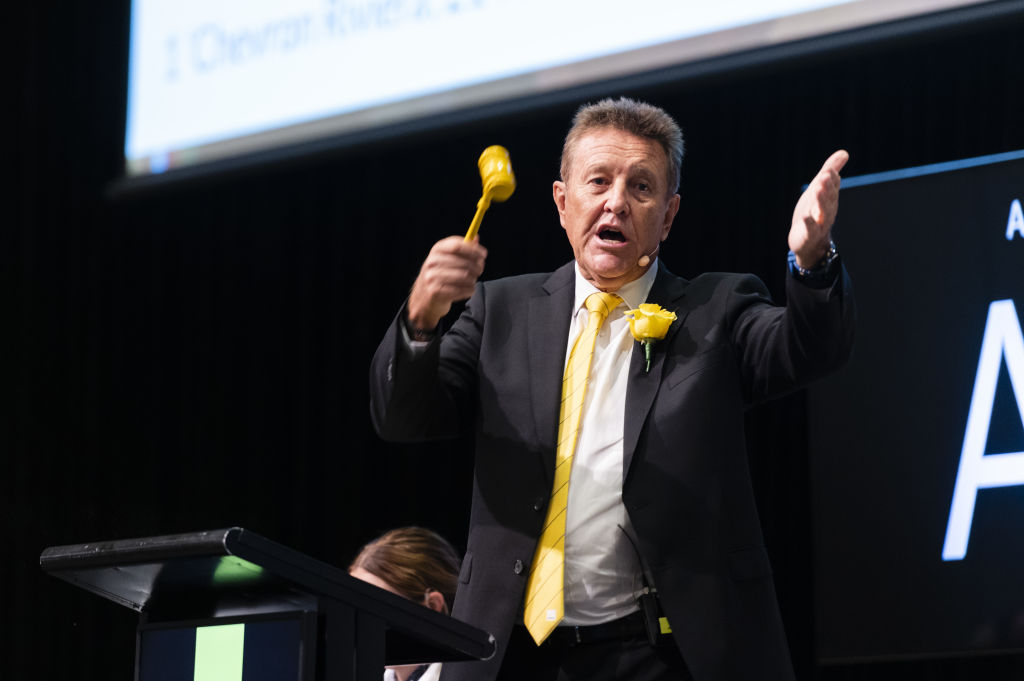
[636,182,651,192]
[590,177,607,186]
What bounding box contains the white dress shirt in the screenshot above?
[561,261,659,625]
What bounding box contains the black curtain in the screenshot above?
[8,1,1024,679]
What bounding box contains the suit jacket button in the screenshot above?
[533,497,545,512]
[514,559,524,575]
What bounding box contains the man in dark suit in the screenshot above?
[370,98,854,681]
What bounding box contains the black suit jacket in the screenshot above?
[370,260,855,681]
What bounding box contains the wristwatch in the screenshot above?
[788,240,839,286]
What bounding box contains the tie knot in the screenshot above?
[585,292,621,319]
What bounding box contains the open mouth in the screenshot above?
[598,228,627,243]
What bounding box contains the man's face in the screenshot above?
[554,127,680,291]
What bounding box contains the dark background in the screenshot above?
[7,1,1024,679]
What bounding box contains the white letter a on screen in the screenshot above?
[942,299,1024,561]
[1007,199,1024,241]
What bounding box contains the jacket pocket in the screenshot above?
[667,345,729,390]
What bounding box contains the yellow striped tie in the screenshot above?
[523,291,622,645]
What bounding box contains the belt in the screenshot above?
[544,610,647,646]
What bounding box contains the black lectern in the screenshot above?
[40,527,494,681]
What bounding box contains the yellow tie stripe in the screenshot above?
[523,291,621,645]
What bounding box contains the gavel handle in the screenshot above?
[464,193,492,241]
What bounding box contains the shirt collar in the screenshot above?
[572,260,660,316]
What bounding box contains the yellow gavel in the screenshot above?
[465,145,516,241]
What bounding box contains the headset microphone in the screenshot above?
[638,245,660,268]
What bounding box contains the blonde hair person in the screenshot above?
[349,527,461,681]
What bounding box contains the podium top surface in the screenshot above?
[40,527,495,663]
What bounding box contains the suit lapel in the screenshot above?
[528,262,575,483]
[623,263,690,479]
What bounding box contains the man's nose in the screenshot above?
[604,180,629,214]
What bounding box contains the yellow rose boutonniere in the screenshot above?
[624,304,678,373]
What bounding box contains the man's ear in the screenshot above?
[553,181,567,228]
[424,590,448,614]
[661,193,681,240]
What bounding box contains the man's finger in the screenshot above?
[819,149,849,177]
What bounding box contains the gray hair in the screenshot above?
[560,97,684,194]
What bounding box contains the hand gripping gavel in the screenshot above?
[464,145,515,241]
